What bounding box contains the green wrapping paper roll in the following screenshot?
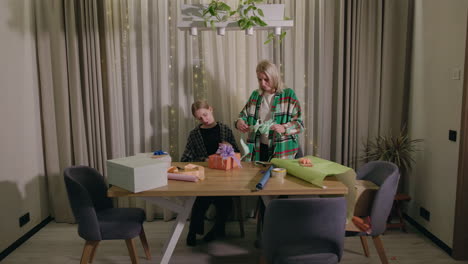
[271,156,352,188]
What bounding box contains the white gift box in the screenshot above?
[107,153,171,193]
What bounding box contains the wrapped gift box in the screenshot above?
[208,153,241,170]
[107,153,171,193]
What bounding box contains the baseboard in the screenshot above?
[0,216,53,262]
[403,213,452,256]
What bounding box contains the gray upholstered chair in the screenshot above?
[64,166,151,264]
[255,146,304,248]
[262,197,347,264]
[346,161,400,264]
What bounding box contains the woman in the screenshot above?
[236,60,304,161]
[181,100,239,246]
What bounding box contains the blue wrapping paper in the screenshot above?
[256,166,274,190]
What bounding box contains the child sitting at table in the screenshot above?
[181,100,240,246]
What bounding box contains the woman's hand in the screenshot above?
[271,124,286,134]
[236,119,250,133]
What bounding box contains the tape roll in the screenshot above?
[271,168,287,178]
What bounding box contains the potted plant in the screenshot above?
[361,129,422,187]
[236,0,267,34]
[201,0,236,35]
[361,128,422,231]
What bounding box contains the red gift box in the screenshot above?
[208,153,241,170]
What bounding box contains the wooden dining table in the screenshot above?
[108,161,349,264]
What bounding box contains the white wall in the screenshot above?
[408,0,468,247]
[0,0,49,251]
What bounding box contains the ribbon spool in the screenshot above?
[271,168,287,182]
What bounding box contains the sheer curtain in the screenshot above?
[34,0,413,221]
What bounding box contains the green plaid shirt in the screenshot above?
[238,88,304,161]
[180,122,239,162]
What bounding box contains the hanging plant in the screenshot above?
[236,0,268,30]
[202,0,236,29]
[200,0,288,44]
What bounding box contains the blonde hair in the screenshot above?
[191,100,211,117]
[256,60,284,93]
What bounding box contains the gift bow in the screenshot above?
[251,119,276,135]
[240,119,276,160]
[153,150,168,155]
[216,144,242,168]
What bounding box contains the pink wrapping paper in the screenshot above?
[167,173,199,182]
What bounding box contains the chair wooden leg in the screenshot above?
[258,254,268,264]
[255,198,265,248]
[89,241,100,263]
[234,197,245,238]
[125,238,139,264]
[360,236,370,257]
[139,227,151,260]
[81,240,99,264]
[372,235,389,264]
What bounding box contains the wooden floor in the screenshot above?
[3,219,467,264]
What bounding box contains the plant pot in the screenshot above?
[217,27,226,36]
[274,27,281,35]
[190,27,198,36]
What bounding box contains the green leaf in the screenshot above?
[219,2,231,11]
[257,9,264,17]
[251,16,267,26]
[208,6,215,16]
[238,19,247,29]
[280,32,286,38]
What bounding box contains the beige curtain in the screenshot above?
[35,0,413,221]
[35,0,107,223]
[338,0,413,167]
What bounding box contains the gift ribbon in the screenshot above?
[252,119,276,135]
[240,119,276,160]
[216,144,242,168]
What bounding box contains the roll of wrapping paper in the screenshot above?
[167,173,199,182]
[255,166,274,190]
